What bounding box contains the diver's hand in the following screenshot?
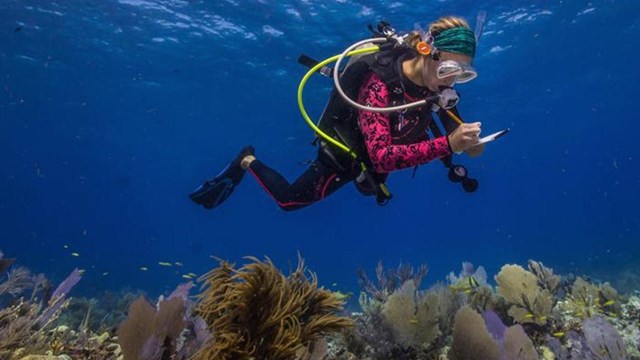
[448,122,481,153]
[465,143,485,157]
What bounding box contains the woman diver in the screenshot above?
[190,16,486,211]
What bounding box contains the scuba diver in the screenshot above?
[190,16,492,211]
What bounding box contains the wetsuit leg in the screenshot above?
[247,158,353,211]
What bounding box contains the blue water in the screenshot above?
[1,0,639,299]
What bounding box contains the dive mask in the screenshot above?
[436,60,478,84]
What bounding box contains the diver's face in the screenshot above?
[422,52,474,92]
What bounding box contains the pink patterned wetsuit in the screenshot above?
[246,71,454,211]
[356,72,452,173]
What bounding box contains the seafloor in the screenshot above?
[1,251,639,360]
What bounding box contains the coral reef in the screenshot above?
[350,260,639,359]
[3,250,640,360]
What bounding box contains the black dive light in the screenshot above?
[448,164,478,193]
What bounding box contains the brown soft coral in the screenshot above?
[495,264,553,326]
[193,255,352,360]
[117,296,186,360]
[449,307,500,360]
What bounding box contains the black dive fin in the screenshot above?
[189,146,254,210]
[189,165,242,209]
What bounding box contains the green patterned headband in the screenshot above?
[433,27,477,58]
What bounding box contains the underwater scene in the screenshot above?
[1,0,639,359]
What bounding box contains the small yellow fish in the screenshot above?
[174,262,183,267]
[78,269,86,275]
[552,331,565,338]
[523,313,535,319]
[102,272,109,276]
[188,272,197,277]
[449,276,480,294]
[182,275,192,279]
[140,267,148,271]
[71,252,80,257]
[333,291,353,301]
[538,316,548,322]
[603,299,615,306]
[158,262,172,267]
[408,318,419,325]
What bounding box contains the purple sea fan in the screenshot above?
[483,310,507,347]
[168,281,193,302]
[461,262,475,277]
[545,335,570,360]
[582,316,627,359]
[36,268,82,328]
[480,310,538,360]
[192,316,212,345]
[50,268,82,301]
[140,335,164,360]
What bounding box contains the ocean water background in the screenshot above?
[1,0,638,301]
